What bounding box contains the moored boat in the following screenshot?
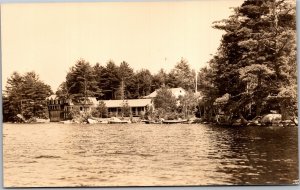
[87,118,99,124]
[108,117,131,124]
[59,120,75,124]
[162,119,188,124]
[108,120,130,124]
[142,120,161,124]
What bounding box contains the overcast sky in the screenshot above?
[2,0,244,91]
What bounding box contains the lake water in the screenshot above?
[3,123,299,187]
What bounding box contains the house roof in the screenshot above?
[102,99,153,108]
[47,95,98,106]
[47,94,59,100]
[86,97,98,105]
[214,93,230,105]
[144,87,186,98]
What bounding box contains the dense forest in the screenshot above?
[3,0,297,124]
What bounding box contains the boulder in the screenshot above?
[261,114,282,124]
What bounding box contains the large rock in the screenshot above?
[261,114,282,124]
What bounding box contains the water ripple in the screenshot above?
[3,123,298,187]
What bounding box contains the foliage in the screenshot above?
[178,90,198,118]
[66,59,101,101]
[152,69,168,90]
[199,0,297,121]
[73,110,92,123]
[3,71,52,121]
[133,69,153,98]
[154,87,177,114]
[121,100,131,117]
[153,108,166,120]
[99,60,120,99]
[117,61,135,99]
[56,82,69,98]
[168,58,196,91]
[67,107,81,120]
[91,100,108,118]
[144,105,154,120]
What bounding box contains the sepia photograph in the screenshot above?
[1,0,298,187]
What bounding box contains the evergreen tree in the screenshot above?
[168,58,196,91]
[117,61,135,99]
[66,59,101,101]
[93,62,105,99]
[56,82,69,99]
[133,69,153,98]
[100,60,120,100]
[152,69,168,90]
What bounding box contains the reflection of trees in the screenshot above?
[216,127,298,184]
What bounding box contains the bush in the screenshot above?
[67,107,80,119]
[91,101,108,118]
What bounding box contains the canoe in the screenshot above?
[162,119,188,124]
[142,120,161,124]
[108,120,130,124]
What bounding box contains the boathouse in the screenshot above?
[47,95,67,122]
[47,95,98,122]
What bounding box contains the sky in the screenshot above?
[2,0,244,92]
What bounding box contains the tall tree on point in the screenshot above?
[3,71,52,121]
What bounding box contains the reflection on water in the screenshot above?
[3,123,299,187]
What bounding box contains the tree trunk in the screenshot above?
[280,99,289,120]
[239,112,248,125]
[256,75,262,117]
